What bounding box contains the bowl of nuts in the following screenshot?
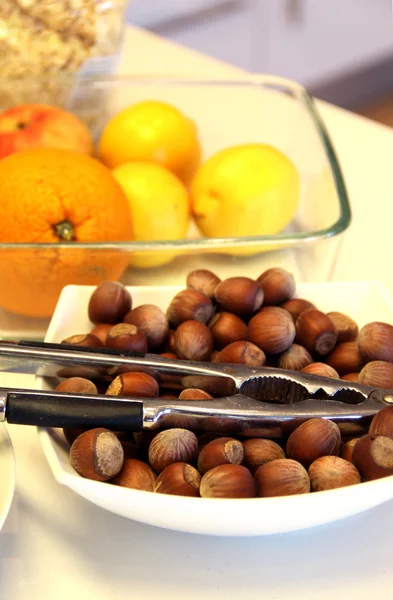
[37,268,393,536]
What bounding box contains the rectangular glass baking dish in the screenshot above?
[0,74,350,338]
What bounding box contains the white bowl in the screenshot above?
[37,281,393,537]
[0,424,16,530]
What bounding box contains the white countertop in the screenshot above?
[2,26,393,600]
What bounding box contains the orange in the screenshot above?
[98,100,201,184]
[0,148,133,317]
[112,161,190,268]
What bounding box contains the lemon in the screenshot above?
[112,161,190,268]
[99,100,201,184]
[190,143,300,240]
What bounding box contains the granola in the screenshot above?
[0,0,127,107]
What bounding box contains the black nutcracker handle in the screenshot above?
[2,389,144,431]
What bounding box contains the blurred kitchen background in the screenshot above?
[127,0,393,126]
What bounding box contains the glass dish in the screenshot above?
[0,74,351,337]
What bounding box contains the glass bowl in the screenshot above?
[0,74,350,337]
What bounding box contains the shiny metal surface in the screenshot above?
[142,392,391,437]
[0,341,391,435]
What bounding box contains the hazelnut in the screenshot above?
[159,392,179,400]
[256,268,295,305]
[280,298,316,322]
[301,362,340,379]
[106,372,159,397]
[358,322,393,363]
[369,406,393,439]
[286,418,341,467]
[200,464,257,498]
[213,340,266,366]
[106,323,148,353]
[358,360,393,388]
[326,341,363,376]
[120,441,140,459]
[242,438,285,473]
[111,458,156,491]
[62,333,103,348]
[70,428,124,481]
[133,430,157,455]
[295,309,337,356]
[197,437,244,474]
[90,323,113,345]
[352,434,393,480]
[214,277,263,316]
[173,320,214,361]
[148,428,198,473]
[327,312,359,343]
[341,372,359,382]
[197,432,225,451]
[88,281,131,324]
[160,352,178,360]
[63,427,90,446]
[277,344,313,371]
[55,377,98,395]
[124,304,169,351]
[167,330,177,353]
[208,312,248,350]
[166,289,214,327]
[186,269,221,298]
[178,388,214,400]
[248,307,296,354]
[255,458,310,497]
[154,462,201,496]
[340,438,361,463]
[210,349,220,362]
[308,455,361,491]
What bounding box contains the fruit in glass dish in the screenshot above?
[0,104,94,159]
[98,100,201,185]
[0,148,132,317]
[112,161,190,267]
[190,143,299,247]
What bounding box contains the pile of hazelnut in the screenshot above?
[58,268,393,499]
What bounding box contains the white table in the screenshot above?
[2,27,393,600]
